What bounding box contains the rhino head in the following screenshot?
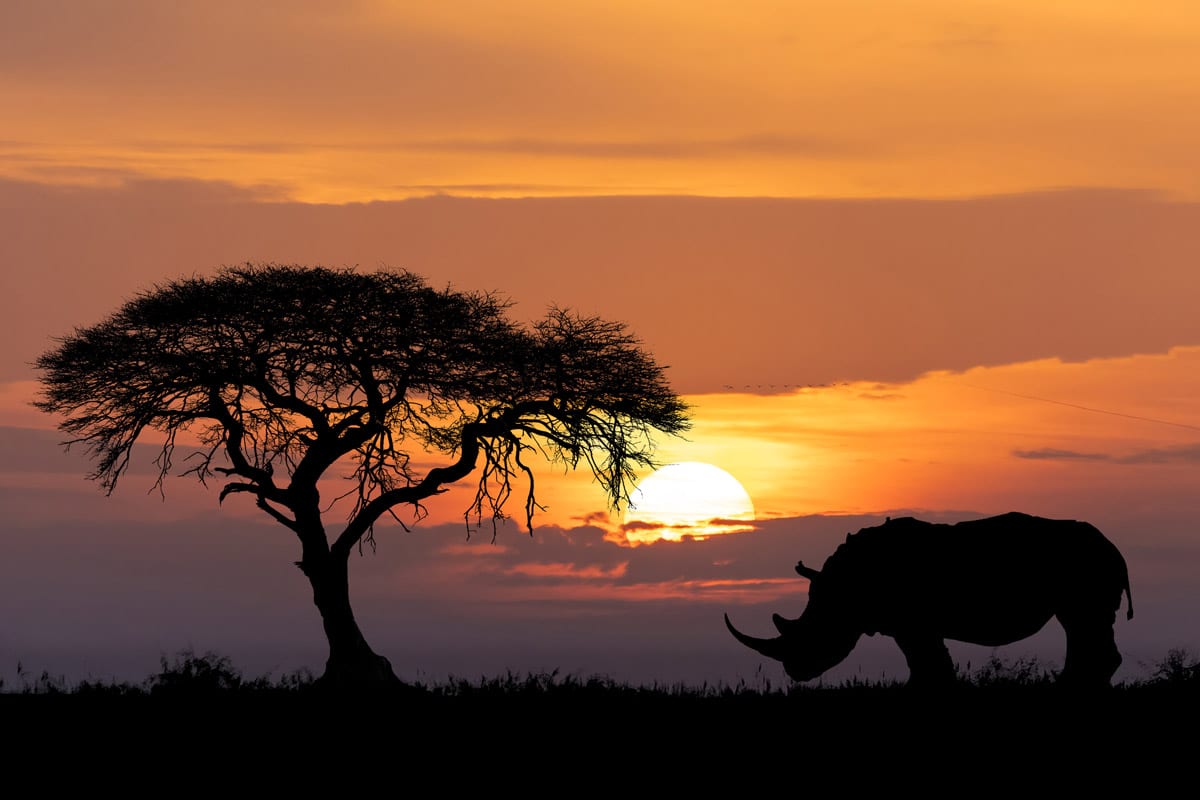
[725,559,862,682]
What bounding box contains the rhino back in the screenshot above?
[815,512,1128,643]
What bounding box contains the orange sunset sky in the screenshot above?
[2,1,1198,685]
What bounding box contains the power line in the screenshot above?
[962,383,1200,433]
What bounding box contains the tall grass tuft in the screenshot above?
[965,654,1055,688]
[1147,647,1200,688]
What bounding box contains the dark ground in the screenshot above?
[3,653,1197,786]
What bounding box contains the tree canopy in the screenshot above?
[36,264,690,686]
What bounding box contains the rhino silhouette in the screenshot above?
[726,512,1133,687]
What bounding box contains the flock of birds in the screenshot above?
[720,382,852,391]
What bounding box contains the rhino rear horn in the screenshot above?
[794,560,821,581]
[772,612,802,635]
[725,614,787,661]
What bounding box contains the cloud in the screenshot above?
[621,519,668,532]
[392,135,860,160]
[390,183,678,195]
[1012,448,1110,461]
[325,513,876,604]
[502,561,630,581]
[706,518,760,529]
[0,174,284,205]
[10,135,845,163]
[438,543,513,557]
[570,510,613,526]
[1012,443,1200,465]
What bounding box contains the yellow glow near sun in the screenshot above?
[623,462,755,544]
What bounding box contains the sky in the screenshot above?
[2,1,1198,688]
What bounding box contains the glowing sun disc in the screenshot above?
[624,462,755,543]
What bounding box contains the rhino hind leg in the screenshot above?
[894,633,957,688]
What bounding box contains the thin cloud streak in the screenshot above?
[6,136,861,159]
[1012,448,1110,462]
[1013,443,1200,465]
[395,134,866,159]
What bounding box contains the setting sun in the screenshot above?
[623,462,755,544]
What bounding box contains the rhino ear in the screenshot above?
[795,561,821,581]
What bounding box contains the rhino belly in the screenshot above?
[939,605,1054,647]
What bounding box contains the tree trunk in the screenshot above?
[301,550,400,691]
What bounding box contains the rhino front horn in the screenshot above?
[725,613,786,661]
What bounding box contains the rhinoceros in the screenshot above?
[725,512,1133,687]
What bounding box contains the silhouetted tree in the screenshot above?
[36,264,690,689]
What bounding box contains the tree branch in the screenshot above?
[330,420,492,558]
[207,387,276,488]
[256,495,300,532]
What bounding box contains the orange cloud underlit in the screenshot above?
[439,543,513,557]
[471,577,802,605]
[502,561,630,581]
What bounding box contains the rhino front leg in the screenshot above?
[1059,616,1121,687]
[894,633,956,687]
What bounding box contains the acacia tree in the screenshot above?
[36,264,690,688]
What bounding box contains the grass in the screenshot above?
[4,646,1197,697]
[2,649,1196,775]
